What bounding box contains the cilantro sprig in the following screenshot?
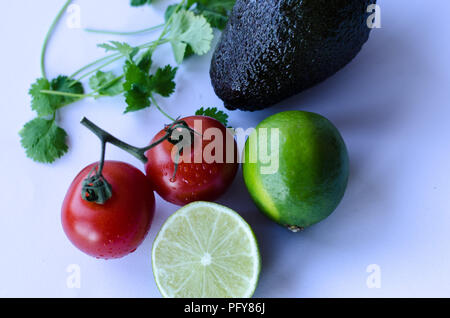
[132,0,235,30]
[195,107,229,127]
[123,56,178,114]
[130,0,153,6]
[21,0,235,163]
[20,118,69,164]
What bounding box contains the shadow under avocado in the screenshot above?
[217,26,432,296]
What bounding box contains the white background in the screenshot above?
[1,0,449,297]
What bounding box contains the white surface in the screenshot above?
[1,0,450,297]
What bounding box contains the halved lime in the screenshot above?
[152,202,261,298]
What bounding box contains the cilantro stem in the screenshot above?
[42,1,181,83]
[68,39,169,86]
[84,24,164,36]
[150,94,176,122]
[41,73,125,100]
[100,74,125,91]
[40,90,91,98]
[149,0,186,52]
[140,38,170,49]
[41,0,73,79]
[73,55,124,84]
[69,52,121,79]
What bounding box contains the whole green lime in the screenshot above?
[243,111,349,231]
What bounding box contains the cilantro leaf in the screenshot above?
[165,6,196,60]
[166,1,236,30]
[50,76,84,109]
[149,65,178,97]
[195,107,229,126]
[29,76,84,117]
[98,41,139,61]
[131,0,152,6]
[137,49,153,73]
[164,4,179,22]
[19,118,69,163]
[168,10,213,64]
[189,0,236,30]
[29,78,53,116]
[89,71,123,97]
[123,61,151,113]
[124,87,151,113]
[123,59,178,113]
[123,61,150,92]
[195,5,228,30]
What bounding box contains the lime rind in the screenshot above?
[243,111,349,229]
[152,201,261,298]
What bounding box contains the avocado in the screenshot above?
[210,0,376,111]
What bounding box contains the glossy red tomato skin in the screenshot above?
[145,116,239,206]
[61,161,155,259]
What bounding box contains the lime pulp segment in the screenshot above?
[152,202,261,298]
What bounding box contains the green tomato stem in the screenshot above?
[81,116,198,185]
[80,117,149,164]
[41,0,73,79]
[81,138,112,205]
[97,139,107,176]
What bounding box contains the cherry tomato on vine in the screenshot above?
[61,161,155,259]
[145,116,239,206]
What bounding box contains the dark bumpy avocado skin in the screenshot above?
[210,0,376,111]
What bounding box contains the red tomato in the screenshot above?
[145,116,239,206]
[61,161,155,259]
